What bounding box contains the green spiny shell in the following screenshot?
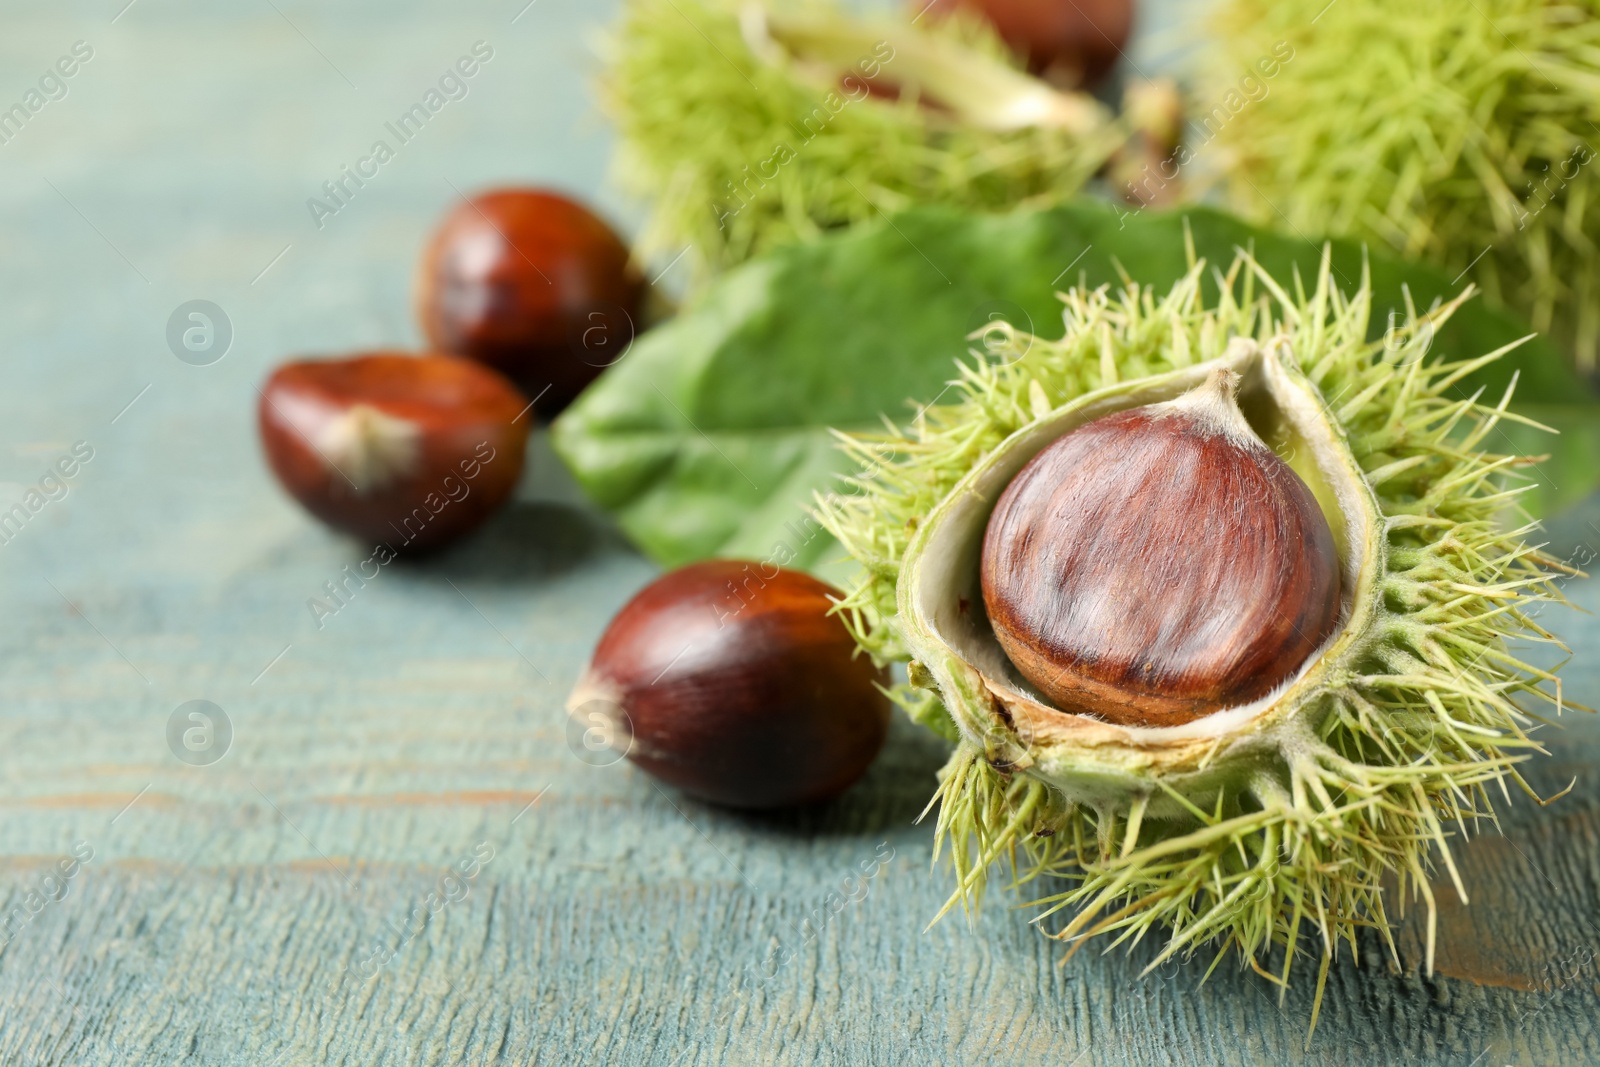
[603,0,1122,281]
[818,250,1568,1015]
[1200,0,1600,373]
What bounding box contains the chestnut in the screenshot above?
[568,560,892,809]
[415,187,644,416]
[918,0,1135,89]
[980,369,1341,727]
[258,352,529,552]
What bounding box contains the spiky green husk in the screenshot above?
[1200,0,1600,373]
[603,0,1122,281]
[818,249,1570,1016]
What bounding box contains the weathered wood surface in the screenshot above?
[1,1,1598,1064]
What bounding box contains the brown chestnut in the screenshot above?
[415,187,644,416]
[259,352,529,552]
[980,369,1341,727]
[568,560,892,809]
[919,0,1135,89]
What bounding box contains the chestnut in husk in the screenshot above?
[568,560,892,809]
[918,0,1136,89]
[415,187,644,417]
[258,352,528,552]
[820,258,1568,1012]
[980,368,1340,727]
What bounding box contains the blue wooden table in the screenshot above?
[1,1,1598,1064]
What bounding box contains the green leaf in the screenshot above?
[552,201,1599,577]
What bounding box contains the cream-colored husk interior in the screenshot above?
[899,337,1384,775]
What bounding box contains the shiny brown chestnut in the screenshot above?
[258,352,529,552]
[980,369,1341,728]
[415,187,644,417]
[568,560,892,809]
[917,0,1136,89]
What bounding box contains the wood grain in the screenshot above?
[0,1,1596,1064]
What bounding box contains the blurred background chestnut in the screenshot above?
[415,187,645,417]
[569,560,892,809]
[918,0,1136,90]
[258,352,529,552]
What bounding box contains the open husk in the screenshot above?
[819,247,1572,1025]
